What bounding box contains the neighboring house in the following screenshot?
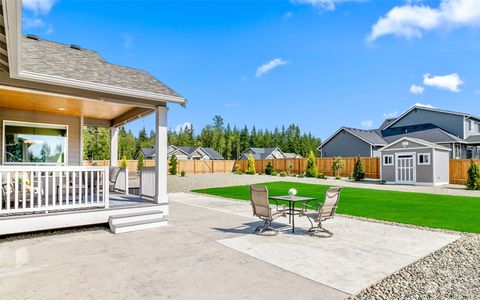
[0,1,185,235]
[138,146,224,160]
[239,147,286,160]
[319,105,480,159]
[284,153,303,159]
[379,137,450,186]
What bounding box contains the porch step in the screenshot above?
[108,211,164,226]
[108,211,167,234]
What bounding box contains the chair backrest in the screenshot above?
[249,185,271,219]
[319,187,342,219]
[109,166,121,184]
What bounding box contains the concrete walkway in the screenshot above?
[0,193,459,299]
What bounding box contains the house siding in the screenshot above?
[0,108,81,166]
[321,130,372,157]
[390,109,465,138]
[464,118,480,139]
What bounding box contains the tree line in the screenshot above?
[83,115,321,161]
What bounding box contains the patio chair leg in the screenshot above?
[254,220,278,236]
[306,222,333,238]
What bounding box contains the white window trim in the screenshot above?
[470,120,475,132]
[2,120,69,166]
[417,153,431,165]
[383,154,394,166]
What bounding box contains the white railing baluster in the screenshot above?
[52,171,56,207]
[79,171,82,205]
[59,171,63,207]
[0,172,3,210]
[22,171,26,209]
[65,171,69,206]
[90,171,94,204]
[6,172,11,210]
[72,171,76,205]
[84,171,88,205]
[14,171,19,210]
[30,171,34,209]
[96,171,100,204]
[37,171,42,209]
[45,172,49,211]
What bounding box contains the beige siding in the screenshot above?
[0,108,81,165]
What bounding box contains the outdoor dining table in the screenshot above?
[269,195,316,233]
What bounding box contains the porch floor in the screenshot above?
[109,192,154,207]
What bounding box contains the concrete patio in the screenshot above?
[0,192,460,299]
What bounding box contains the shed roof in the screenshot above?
[379,137,451,152]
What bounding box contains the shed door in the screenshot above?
[395,153,416,184]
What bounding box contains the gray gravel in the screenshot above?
[352,234,480,300]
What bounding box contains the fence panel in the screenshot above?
[449,159,480,185]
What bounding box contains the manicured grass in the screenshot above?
[193,181,480,234]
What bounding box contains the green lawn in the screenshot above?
[192,181,480,234]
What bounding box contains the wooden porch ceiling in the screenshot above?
[0,86,153,126]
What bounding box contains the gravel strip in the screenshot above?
[351,234,480,300]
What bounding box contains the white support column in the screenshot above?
[155,106,168,207]
[79,116,84,166]
[110,127,120,167]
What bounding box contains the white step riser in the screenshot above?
[109,213,164,226]
[112,220,168,234]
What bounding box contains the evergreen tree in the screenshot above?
[352,156,365,181]
[265,162,274,175]
[305,151,318,177]
[169,154,178,175]
[466,160,480,190]
[245,153,256,175]
[137,151,144,171]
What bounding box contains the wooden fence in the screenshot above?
[84,158,478,185]
[449,159,480,185]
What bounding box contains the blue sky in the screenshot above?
[22,0,480,140]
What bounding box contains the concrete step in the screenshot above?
[108,211,164,226]
[110,217,167,234]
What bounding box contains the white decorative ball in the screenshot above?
[288,188,297,197]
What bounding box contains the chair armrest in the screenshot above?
[301,202,316,212]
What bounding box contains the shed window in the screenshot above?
[417,153,430,165]
[383,155,393,166]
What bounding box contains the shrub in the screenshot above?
[180,170,186,177]
[352,156,365,181]
[137,151,144,171]
[245,153,256,175]
[169,154,178,175]
[271,171,278,176]
[317,173,326,179]
[298,173,305,178]
[331,156,345,177]
[234,164,242,174]
[466,160,480,190]
[288,164,294,175]
[335,175,342,180]
[279,171,287,177]
[120,155,128,168]
[265,162,274,175]
[305,151,318,178]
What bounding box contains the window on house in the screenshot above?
[383,155,393,166]
[3,121,67,164]
[470,120,474,132]
[417,153,430,165]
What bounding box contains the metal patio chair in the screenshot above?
[299,187,342,237]
[249,185,286,236]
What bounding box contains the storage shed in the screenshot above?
[379,137,450,186]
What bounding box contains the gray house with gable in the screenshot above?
[318,105,480,159]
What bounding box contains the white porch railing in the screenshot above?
[0,166,109,214]
[140,167,155,199]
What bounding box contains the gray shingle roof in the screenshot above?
[382,124,463,144]
[21,36,182,98]
[343,127,387,146]
[465,135,480,143]
[241,148,282,160]
[202,148,224,160]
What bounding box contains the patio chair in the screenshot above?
[299,187,342,237]
[249,185,286,236]
[109,166,121,192]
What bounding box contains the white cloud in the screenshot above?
[361,120,373,129]
[413,102,434,108]
[175,122,192,133]
[293,0,361,11]
[284,11,293,18]
[382,111,398,119]
[255,58,288,78]
[423,73,464,92]
[23,0,57,15]
[46,24,54,35]
[23,17,45,29]
[367,0,480,42]
[410,84,425,94]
